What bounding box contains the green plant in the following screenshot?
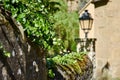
[47,52,86,78]
[52,0,79,51]
[0,43,10,57]
[48,69,55,78]
[0,0,60,49]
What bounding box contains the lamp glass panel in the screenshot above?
[83,20,89,30]
[80,20,84,29]
[88,19,93,30]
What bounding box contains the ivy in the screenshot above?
[0,0,60,49]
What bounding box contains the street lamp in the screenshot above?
[78,10,96,80]
[76,10,96,80]
[79,10,93,39]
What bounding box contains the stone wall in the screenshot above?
[77,0,120,79]
[49,55,93,80]
[0,7,47,80]
[94,0,120,79]
[67,0,79,12]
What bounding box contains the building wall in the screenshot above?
[67,0,79,12]
[67,0,120,79]
[94,0,120,78]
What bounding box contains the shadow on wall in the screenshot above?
[97,61,112,80]
[93,0,110,8]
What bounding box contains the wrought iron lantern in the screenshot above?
[79,10,93,38]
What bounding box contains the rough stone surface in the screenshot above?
[49,55,93,80]
[0,7,47,80]
[67,0,79,12]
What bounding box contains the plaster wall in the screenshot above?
[94,0,120,78]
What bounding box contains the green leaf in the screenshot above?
[4,52,11,58]
[17,13,26,19]
[48,69,55,78]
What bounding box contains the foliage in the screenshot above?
[47,52,86,78]
[0,0,79,52]
[48,37,64,56]
[48,69,55,78]
[52,0,79,52]
[0,43,10,57]
[52,52,85,65]
[0,0,60,49]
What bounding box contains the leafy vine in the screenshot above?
[0,0,60,49]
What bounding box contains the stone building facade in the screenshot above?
[68,0,120,79]
[94,0,120,79]
[67,0,79,12]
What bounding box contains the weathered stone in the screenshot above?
[0,7,47,80]
[49,55,93,80]
[95,0,120,79]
